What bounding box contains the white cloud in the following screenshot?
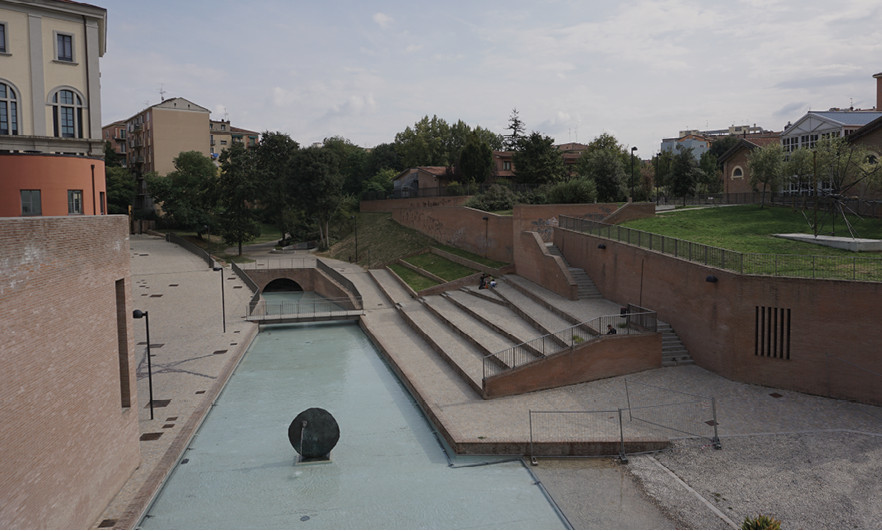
[373,12,393,29]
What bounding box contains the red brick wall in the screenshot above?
[512,231,577,299]
[360,195,469,213]
[512,203,620,242]
[392,206,514,262]
[484,333,661,398]
[0,216,141,529]
[555,227,882,405]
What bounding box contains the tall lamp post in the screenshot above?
[132,309,154,420]
[630,146,638,200]
[213,266,226,333]
[351,215,358,262]
[482,216,489,258]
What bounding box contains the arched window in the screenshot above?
[50,88,85,138]
[0,82,18,136]
[732,167,743,179]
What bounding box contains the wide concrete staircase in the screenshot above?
[369,267,692,396]
[546,244,601,299]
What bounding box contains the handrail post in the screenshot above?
[618,409,628,463]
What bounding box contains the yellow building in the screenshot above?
[125,97,211,177]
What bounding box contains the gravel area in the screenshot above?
[627,431,882,529]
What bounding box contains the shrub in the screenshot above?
[741,514,782,530]
[465,184,517,211]
[546,177,597,204]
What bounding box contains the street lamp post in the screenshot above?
[352,215,358,262]
[213,266,226,333]
[482,216,489,258]
[630,146,638,200]
[132,309,154,420]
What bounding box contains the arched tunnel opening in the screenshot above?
[263,278,303,293]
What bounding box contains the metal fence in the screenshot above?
[166,232,214,269]
[239,256,318,270]
[560,215,882,282]
[483,311,657,380]
[248,296,355,319]
[529,379,720,460]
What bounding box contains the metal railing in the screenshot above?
[248,296,356,319]
[529,379,720,460]
[483,310,657,380]
[560,216,882,282]
[239,256,318,270]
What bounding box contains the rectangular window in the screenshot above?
[57,33,73,62]
[60,106,75,137]
[0,23,7,54]
[21,190,41,216]
[503,161,511,171]
[755,306,791,360]
[100,191,106,214]
[67,189,83,214]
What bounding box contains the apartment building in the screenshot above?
[0,0,108,217]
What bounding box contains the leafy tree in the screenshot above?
[586,132,624,155]
[503,108,525,150]
[577,147,626,202]
[323,136,368,195]
[104,140,125,168]
[464,183,517,211]
[472,126,504,151]
[698,151,722,194]
[146,151,217,234]
[653,150,675,193]
[784,147,814,208]
[361,168,397,196]
[512,131,567,185]
[395,115,452,167]
[546,177,597,204]
[364,142,402,177]
[216,143,261,255]
[457,131,493,184]
[707,135,741,159]
[747,143,784,208]
[253,131,300,239]
[291,146,343,250]
[105,166,136,215]
[814,136,880,196]
[670,147,700,205]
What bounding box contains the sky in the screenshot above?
[99,0,882,159]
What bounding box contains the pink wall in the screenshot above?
[392,206,514,262]
[0,154,107,217]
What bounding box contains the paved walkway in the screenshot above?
[95,235,882,529]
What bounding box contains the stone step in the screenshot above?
[422,295,516,357]
[396,304,486,393]
[443,290,548,351]
[490,282,576,343]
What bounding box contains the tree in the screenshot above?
[577,147,626,202]
[512,131,566,185]
[653,150,675,194]
[546,177,597,204]
[104,140,124,168]
[146,151,217,233]
[670,147,700,205]
[747,143,784,208]
[323,136,368,196]
[217,143,261,255]
[361,168,397,196]
[364,142,402,177]
[394,115,452,168]
[291,146,343,250]
[698,151,722,195]
[503,108,525,150]
[253,131,299,239]
[457,131,493,184]
[105,166,136,215]
[784,147,814,208]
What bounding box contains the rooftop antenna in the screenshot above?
[159,84,167,101]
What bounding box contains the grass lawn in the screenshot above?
[388,263,439,291]
[434,244,508,269]
[622,205,882,255]
[402,253,477,281]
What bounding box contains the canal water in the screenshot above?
[140,314,567,528]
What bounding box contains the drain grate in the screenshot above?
[150,399,171,408]
[162,424,175,429]
[233,285,242,289]
[705,420,718,426]
[140,432,162,441]
[97,519,116,528]
[213,349,228,354]
[770,392,783,398]
[168,283,179,287]
[195,390,206,395]
[150,294,163,298]
[167,416,178,421]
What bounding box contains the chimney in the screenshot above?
[875,72,882,110]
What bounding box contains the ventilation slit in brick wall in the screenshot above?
[755,306,791,360]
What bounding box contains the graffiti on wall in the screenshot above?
[531,216,558,241]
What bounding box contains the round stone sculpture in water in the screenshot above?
[288,408,340,461]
